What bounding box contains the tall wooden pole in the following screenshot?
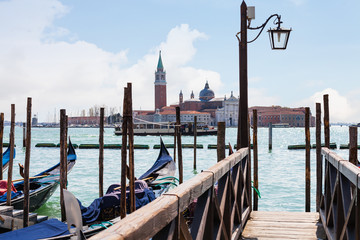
[323,94,330,148]
[127,83,135,213]
[60,109,67,222]
[120,87,128,218]
[99,107,104,197]
[176,107,183,184]
[217,122,225,162]
[253,109,258,211]
[6,104,15,206]
[237,1,248,150]
[305,107,311,212]
[315,103,322,212]
[349,126,358,166]
[23,97,32,227]
[0,113,3,180]
[193,116,197,169]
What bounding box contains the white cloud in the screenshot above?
[297,88,360,123]
[0,1,218,122]
[249,88,280,107]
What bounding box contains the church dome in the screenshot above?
[199,81,215,102]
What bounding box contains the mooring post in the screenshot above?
[127,83,135,213]
[0,113,3,180]
[315,103,322,212]
[23,122,26,148]
[6,104,15,206]
[217,122,225,162]
[120,87,128,218]
[305,107,310,212]
[323,94,330,148]
[173,126,177,163]
[253,109,258,211]
[65,115,68,179]
[60,109,67,222]
[268,122,273,151]
[349,126,358,166]
[99,107,104,198]
[176,107,183,184]
[23,97,32,227]
[193,116,197,169]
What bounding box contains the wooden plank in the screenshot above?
[242,211,325,240]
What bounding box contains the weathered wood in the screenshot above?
[23,97,32,227]
[22,122,26,148]
[6,104,15,206]
[305,107,311,212]
[217,122,225,162]
[89,148,249,240]
[173,127,176,163]
[316,103,322,212]
[176,106,183,184]
[242,211,326,239]
[349,126,358,166]
[237,1,249,151]
[193,116,197,169]
[120,87,128,218]
[269,122,272,150]
[99,107,104,197]
[0,112,4,180]
[59,109,67,222]
[127,83,135,213]
[323,94,330,148]
[253,109,258,211]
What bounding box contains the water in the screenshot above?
[1,125,355,219]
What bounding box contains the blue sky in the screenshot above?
[0,0,359,123]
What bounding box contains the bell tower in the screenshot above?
[154,51,167,110]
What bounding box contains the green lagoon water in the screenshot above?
[1,125,355,219]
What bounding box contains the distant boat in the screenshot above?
[2,145,16,173]
[114,121,217,136]
[0,139,76,212]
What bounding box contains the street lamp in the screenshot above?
[236,1,291,149]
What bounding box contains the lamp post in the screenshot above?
[236,1,291,150]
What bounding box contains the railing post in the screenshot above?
[305,107,310,212]
[349,126,357,166]
[217,122,225,162]
[316,103,322,212]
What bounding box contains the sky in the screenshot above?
[0,0,359,123]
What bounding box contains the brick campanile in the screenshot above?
[154,51,167,110]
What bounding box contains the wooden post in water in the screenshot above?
[65,115,68,179]
[23,97,32,227]
[176,107,183,184]
[217,122,225,162]
[6,104,15,206]
[120,87,128,218]
[253,109,258,211]
[127,83,135,213]
[0,113,3,180]
[349,126,358,166]
[60,109,67,222]
[173,126,177,163]
[268,122,272,151]
[305,107,311,212]
[315,103,322,212]
[99,107,104,198]
[23,122,26,148]
[193,116,197,169]
[323,94,330,148]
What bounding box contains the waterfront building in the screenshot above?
[215,91,239,127]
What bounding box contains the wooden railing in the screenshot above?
[320,148,360,240]
[90,147,251,240]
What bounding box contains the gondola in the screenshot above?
[2,145,16,173]
[0,139,77,212]
[0,138,177,240]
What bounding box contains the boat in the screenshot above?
[2,145,16,173]
[114,121,217,136]
[0,138,177,240]
[0,139,77,212]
